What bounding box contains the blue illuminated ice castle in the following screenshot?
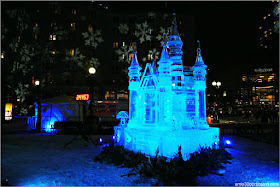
[114,14,219,160]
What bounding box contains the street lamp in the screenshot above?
[88,67,96,126]
[212,81,217,87]
[89,67,96,75]
[35,80,40,86]
[35,80,41,132]
[212,81,222,123]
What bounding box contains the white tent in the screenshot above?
[32,95,87,132]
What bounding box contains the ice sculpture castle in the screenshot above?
[114,14,219,160]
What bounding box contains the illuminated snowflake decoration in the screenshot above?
[15,82,29,102]
[115,45,133,64]
[142,48,160,62]
[20,108,28,115]
[156,27,170,43]
[20,44,34,63]
[118,23,129,35]
[9,39,19,53]
[88,57,100,68]
[82,25,104,48]
[64,48,85,68]
[135,21,152,44]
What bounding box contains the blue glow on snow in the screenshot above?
[114,14,219,161]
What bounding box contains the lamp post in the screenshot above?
[88,67,96,124]
[35,80,41,132]
[212,81,221,123]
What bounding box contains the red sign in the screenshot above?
[76,94,89,101]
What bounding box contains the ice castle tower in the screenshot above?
[114,14,219,160]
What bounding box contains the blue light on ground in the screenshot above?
[224,139,233,147]
[99,138,103,143]
[112,135,116,141]
[225,140,231,145]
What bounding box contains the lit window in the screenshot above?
[265,34,267,37]
[242,76,246,81]
[259,76,264,78]
[71,23,76,28]
[268,14,271,16]
[70,49,75,56]
[274,21,276,24]
[88,26,92,31]
[263,16,266,19]
[259,26,262,29]
[123,42,125,46]
[147,54,152,61]
[35,23,38,27]
[264,31,267,34]
[270,32,272,34]
[73,10,77,15]
[115,42,118,48]
[18,36,20,43]
[122,54,124,60]
[1,52,4,59]
[49,35,53,40]
[53,35,56,40]
[265,46,267,48]
[52,51,55,55]
[172,83,175,86]
[129,54,132,61]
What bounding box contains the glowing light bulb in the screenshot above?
[89,67,96,74]
[225,140,231,145]
[212,81,217,86]
[99,138,103,143]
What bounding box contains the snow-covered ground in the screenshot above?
[1,133,279,186]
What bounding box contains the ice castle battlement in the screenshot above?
[114,14,219,160]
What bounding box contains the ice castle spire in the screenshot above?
[128,42,142,123]
[158,33,172,76]
[194,40,206,67]
[192,40,209,129]
[170,13,180,36]
[193,40,207,77]
[168,13,184,89]
[128,42,142,82]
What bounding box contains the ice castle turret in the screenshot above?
[193,40,209,129]
[114,14,219,161]
[168,13,184,89]
[128,43,142,124]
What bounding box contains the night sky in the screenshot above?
[105,1,279,90]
